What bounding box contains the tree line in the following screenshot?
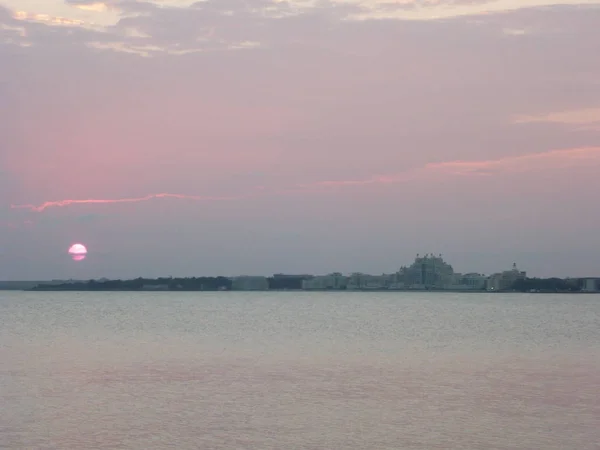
[510,277,581,292]
[31,276,584,292]
[33,276,308,291]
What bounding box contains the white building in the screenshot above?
[451,273,487,290]
[581,278,600,292]
[302,273,347,290]
[487,263,526,291]
[346,273,395,290]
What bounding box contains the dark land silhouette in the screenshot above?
[29,276,586,292]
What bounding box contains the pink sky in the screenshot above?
[1,0,600,279]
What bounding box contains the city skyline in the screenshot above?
[0,251,589,283]
[2,0,600,280]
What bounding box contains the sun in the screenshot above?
[68,243,88,261]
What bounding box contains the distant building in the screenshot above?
[293,255,537,292]
[272,274,312,279]
[231,276,269,291]
[346,273,399,290]
[400,253,455,289]
[452,273,487,290]
[487,263,526,291]
[269,274,312,290]
[580,278,600,292]
[302,273,347,290]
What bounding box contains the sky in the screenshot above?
[1,0,600,280]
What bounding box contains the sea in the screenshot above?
[1,291,599,449]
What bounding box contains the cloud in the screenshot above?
[4,0,123,31]
[1,0,308,54]
[2,1,599,189]
[0,22,26,36]
[303,146,600,188]
[514,107,600,130]
[2,0,600,58]
[86,41,172,57]
[10,147,600,213]
[70,2,112,13]
[11,192,257,212]
[13,10,86,27]
[502,27,529,35]
[348,0,600,20]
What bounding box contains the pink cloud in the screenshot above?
[308,146,600,188]
[513,107,600,129]
[11,146,600,213]
[10,192,255,213]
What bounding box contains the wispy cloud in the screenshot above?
[10,147,600,213]
[86,39,262,57]
[348,0,600,20]
[71,2,111,13]
[0,22,26,36]
[502,27,530,36]
[10,192,259,213]
[305,147,600,188]
[3,0,599,57]
[13,10,86,27]
[6,0,122,30]
[514,107,600,130]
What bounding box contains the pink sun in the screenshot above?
[68,243,88,261]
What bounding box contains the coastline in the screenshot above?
[19,287,597,294]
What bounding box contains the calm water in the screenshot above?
[1,291,599,449]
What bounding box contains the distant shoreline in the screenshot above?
[15,287,597,294]
[1,272,596,294]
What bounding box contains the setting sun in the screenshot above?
[68,243,87,261]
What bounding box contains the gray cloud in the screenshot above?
[4,2,600,59]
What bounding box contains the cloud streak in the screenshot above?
[514,108,600,130]
[352,0,600,20]
[10,192,256,213]
[305,146,600,188]
[5,0,599,58]
[11,147,600,213]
